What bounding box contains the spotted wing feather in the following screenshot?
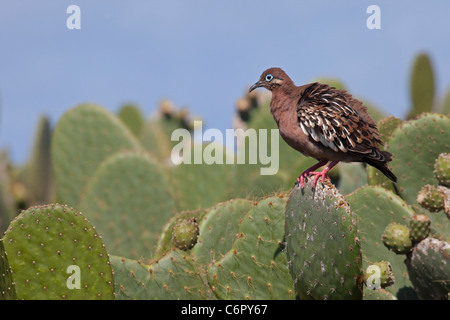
[297,82,387,162]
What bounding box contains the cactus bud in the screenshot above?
[416,184,445,212]
[434,153,450,187]
[382,223,412,254]
[172,218,199,251]
[409,214,431,243]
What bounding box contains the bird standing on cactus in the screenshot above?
[249,67,397,188]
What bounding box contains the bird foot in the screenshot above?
[295,160,338,189]
[296,171,330,189]
[308,171,330,189]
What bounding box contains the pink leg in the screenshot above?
[297,160,328,188]
[297,160,339,189]
[309,161,339,188]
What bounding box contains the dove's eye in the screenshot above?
[265,74,274,81]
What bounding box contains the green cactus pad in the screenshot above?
[169,143,235,211]
[1,204,114,299]
[408,53,435,119]
[140,120,173,162]
[172,218,199,251]
[405,238,450,300]
[52,103,141,207]
[111,249,211,300]
[0,152,16,233]
[346,186,415,297]
[382,223,413,255]
[285,180,363,300]
[20,115,54,206]
[140,103,193,162]
[118,104,144,137]
[79,151,176,259]
[440,87,450,115]
[427,186,450,241]
[336,162,368,196]
[363,288,397,300]
[439,186,450,222]
[434,153,450,187]
[208,195,294,300]
[364,261,394,290]
[367,116,403,192]
[416,184,445,212]
[231,160,288,200]
[0,240,17,300]
[409,214,431,243]
[378,116,404,146]
[386,113,450,205]
[191,199,253,265]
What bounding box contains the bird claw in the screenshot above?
[308,171,330,189]
[296,174,308,189]
[295,160,337,189]
[296,171,330,189]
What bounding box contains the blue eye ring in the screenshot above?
[265,74,274,81]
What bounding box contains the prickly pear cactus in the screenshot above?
[408,53,435,119]
[285,179,363,300]
[79,151,176,259]
[208,195,294,300]
[434,153,450,187]
[335,162,368,195]
[52,103,141,207]
[111,249,212,300]
[367,116,403,192]
[118,104,144,137]
[140,120,174,163]
[0,240,16,300]
[1,204,115,299]
[0,152,16,233]
[231,159,288,200]
[363,288,397,300]
[140,100,193,163]
[382,223,413,255]
[409,214,431,244]
[346,186,415,297]
[386,113,450,205]
[439,186,450,221]
[191,199,253,265]
[18,115,54,206]
[440,88,450,115]
[416,184,445,212]
[169,143,235,211]
[405,238,450,300]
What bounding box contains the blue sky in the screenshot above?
[1,1,449,164]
